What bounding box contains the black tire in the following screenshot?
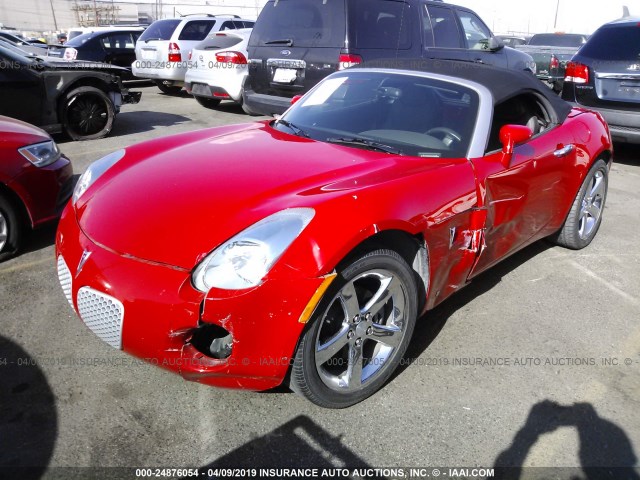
[552,159,608,250]
[291,249,418,408]
[0,194,23,262]
[194,96,221,109]
[155,81,182,95]
[61,86,115,141]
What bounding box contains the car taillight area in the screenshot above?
[215,51,247,64]
[550,54,560,70]
[338,53,362,71]
[565,62,589,84]
[168,42,181,62]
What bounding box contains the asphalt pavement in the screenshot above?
[1,83,639,479]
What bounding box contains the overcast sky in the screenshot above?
[452,0,634,35]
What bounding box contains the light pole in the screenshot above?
[554,0,560,29]
[49,0,59,30]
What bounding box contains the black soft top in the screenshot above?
[359,58,573,124]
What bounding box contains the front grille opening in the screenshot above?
[191,322,233,359]
[76,287,124,349]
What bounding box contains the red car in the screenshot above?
[0,116,73,261]
[56,61,612,408]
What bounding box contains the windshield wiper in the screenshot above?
[276,119,309,138]
[264,38,294,47]
[144,38,162,43]
[326,137,402,155]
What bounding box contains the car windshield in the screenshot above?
[275,71,479,158]
[527,34,586,47]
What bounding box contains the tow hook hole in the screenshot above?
[191,323,233,359]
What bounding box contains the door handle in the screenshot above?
[553,144,574,157]
[474,58,485,64]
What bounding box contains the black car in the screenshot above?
[561,17,640,144]
[0,43,141,140]
[47,28,144,79]
[0,31,47,49]
[242,0,536,116]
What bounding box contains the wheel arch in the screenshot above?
[285,229,429,399]
[333,229,429,315]
[0,183,32,228]
[56,77,116,118]
[596,148,613,166]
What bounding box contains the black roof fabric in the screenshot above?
[358,58,573,123]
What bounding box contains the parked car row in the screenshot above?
[516,32,588,92]
[132,14,255,94]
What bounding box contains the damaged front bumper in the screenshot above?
[55,205,326,391]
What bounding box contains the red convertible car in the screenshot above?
[56,61,611,408]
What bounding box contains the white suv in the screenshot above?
[132,14,254,94]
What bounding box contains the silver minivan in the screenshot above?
[132,14,254,94]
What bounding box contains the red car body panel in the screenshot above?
[469,109,609,277]
[56,104,611,390]
[0,116,73,228]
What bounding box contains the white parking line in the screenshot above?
[567,259,639,306]
[0,257,52,275]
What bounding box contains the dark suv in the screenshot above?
[561,17,640,144]
[242,0,536,116]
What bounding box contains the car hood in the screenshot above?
[76,122,415,269]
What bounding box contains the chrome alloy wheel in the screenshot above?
[0,210,8,252]
[579,170,605,240]
[314,268,409,392]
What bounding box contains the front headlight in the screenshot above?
[18,141,61,167]
[72,149,125,205]
[192,208,315,292]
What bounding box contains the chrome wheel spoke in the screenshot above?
[343,343,363,390]
[590,173,605,199]
[316,323,350,367]
[364,274,396,318]
[586,204,601,220]
[339,281,361,320]
[370,323,403,349]
[0,214,7,250]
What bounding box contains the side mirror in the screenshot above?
[488,36,505,52]
[290,94,303,105]
[499,124,532,167]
